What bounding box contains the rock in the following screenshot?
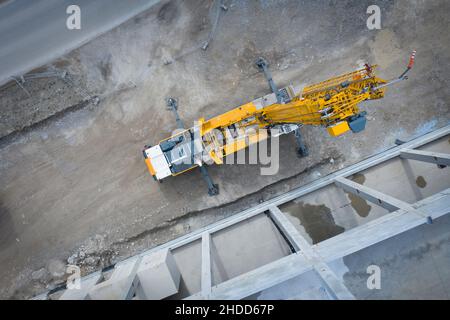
[84,256,99,266]
[31,268,49,282]
[47,259,66,278]
[67,253,78,265]
[82,234,106,255]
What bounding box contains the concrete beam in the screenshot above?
[87,257,141,300]
[192,253,312,300]
[201,232,212,298]
[334,176,430,220]
[186,191,449,300]
[268,206,310,253]
[268,206,355,300]
[400,148,450,167]
[315,189,450,261]
[314,261,355,300]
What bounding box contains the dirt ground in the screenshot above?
[0,0,449,298]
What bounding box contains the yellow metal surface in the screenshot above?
[201,102,258,135]
[326,121,350,137]
[223,138,247,155]
[151,64,389,175]
[144,158,156,176]
[196,66,386,134]
[302,65,378,96]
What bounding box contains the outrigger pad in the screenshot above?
[208,184,219,196]
[297,145,309,158]
[255,57,268,69]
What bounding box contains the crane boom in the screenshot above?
[143,53,415,184]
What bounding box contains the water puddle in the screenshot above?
[416,175,427,188]
[280,201,344,244]
[345,173,372,217]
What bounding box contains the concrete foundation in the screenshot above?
[135,249,180,299]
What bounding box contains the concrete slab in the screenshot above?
[357,137,450,204]
[252,270,332,300]
[169,239,202,299]
[210,214,291,286]
[338,214,450,299]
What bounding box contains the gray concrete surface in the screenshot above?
[281,136,450,244]
[254,209,450,300]
[0,0,449,298]
[340,213,450,299]
[0,0,160,86]
[168,214,291,299]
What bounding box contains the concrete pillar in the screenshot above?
[135,249,181,300]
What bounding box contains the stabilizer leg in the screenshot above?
[166,97,185,130]
[199,165,219,196]
[255,57,284,103]
[166,97,219,196]
[294,128,309,158]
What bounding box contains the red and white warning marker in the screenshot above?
[408,50,416,69]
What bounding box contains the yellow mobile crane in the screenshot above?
[143,52,416,195]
